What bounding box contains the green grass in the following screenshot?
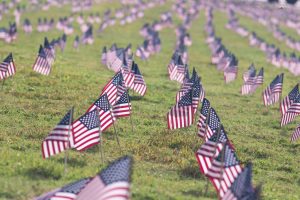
[0,1,300,200]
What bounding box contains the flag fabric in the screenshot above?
[243,64,255,82]
[291,124,300,142]
[101,72,124,105]
[87,94,115,132]
[167,90,194,130]
[198,107,221,140]
[131,62,147,96]
[76,156,132,200]
[248,67,264,94]
[197,98,211,138]
[195,132,225,175]
[241,69,256,95]
[208,144,243,198]
[71,109,100,151]
[280,95,300,126]
[112,91,131,118]
[263,73,284,106]
[224,65,238,84]
[192,82,203,113]
[44,37,55,65]
[0,53,16,80]
[42,109,73,159]
[222,163,257,200]
[121,57,135,88]
[33,45,52,76]
[280,84,299,116]
[35,178,91,200]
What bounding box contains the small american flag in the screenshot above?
[280,84,299,116]
[35,178,91,200]
[224,65,238,84]
[197,98,211,138]
[33,45,52,76]
[263,73,284,106]
[0,53,16,80]
[167,90,194,130]
[198,107,221,140]
[112,91,131,118]
[131,62,147,96]
[195,132,226,175]
[121,59,134,89]
[222,163,257,200]
[44,37,55,66]
[101,72,124,105]
[71,109,100,151]
[241,69,256,95]
[87,94,115,132]
[242,63,255,82]
[208,144,243,198]
[280,94,300,126]
[76,156,132,200]
[42,109,73,159]
[291,124,300,142]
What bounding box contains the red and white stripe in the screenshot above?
[33,56,51,76]
[77,177,130,200]
[0,61,16,80]
[42,124,71,159]
[263,84,282,106]
[280,102,300,126]
[167,105,194,130]
[72,121,100,151]
[291,124,300,142]
[113,103,131,118]
[101,81,118,105]
[195,141,223,175]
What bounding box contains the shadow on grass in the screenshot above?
[179,165,205,180]
[132,194,155,200]
[25,166,61,180]
[182,189,216,198]
[57,157,86,168]
[0,192,14,199]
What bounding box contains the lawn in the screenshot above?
[0,1,299,200]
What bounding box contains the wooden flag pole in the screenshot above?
[64,106,74,174]
[109,107,121,151]
[97,108,104,164]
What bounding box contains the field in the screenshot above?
[0,1,300,199]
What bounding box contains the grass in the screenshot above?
[0,1,300,199]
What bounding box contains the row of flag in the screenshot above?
[205,7,238,84]
[240,64,264,95]
[196,98,260,199]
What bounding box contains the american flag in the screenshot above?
[198,107,221,140]
[121,58,134,89]
[280,95,300,126]
[224,65,238,84]
[42,109,73,159]
[109,49,124,72]
[167,90,194,130]
[0,53,16,80]
[71,109,100,151]
[192,81,203,113]
[280,84,299,116]
[33,45,52,76]
[242,64,255,82]
[44,37,55,66]
[195,130,227,175]
[197,98,211,138]
[254,67,264,85]
[222,163,257,200]
[263,73,284,106]
[241,69,256,95]
[101,72,124,105]
[87,94,115,132]
[131,62,147,96]
[76,156,132,200]
[35,178,91,200]
[112,91,131,118]
[291,124,300,142]
[208,144,243,198]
